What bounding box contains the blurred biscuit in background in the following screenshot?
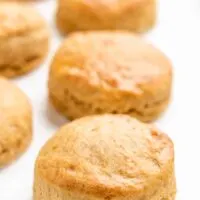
[56,0,156,34]
[0,77,32,167]
[0,3,49,78]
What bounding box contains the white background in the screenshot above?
[0,0,200,199]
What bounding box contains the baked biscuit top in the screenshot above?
[58,0,153,15]
[51,32,172,95]
[0,77,31,117]
[0,3,46,38]
[36,114,174,197]
[0,77,32,153]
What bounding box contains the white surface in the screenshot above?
[0,0,200,199]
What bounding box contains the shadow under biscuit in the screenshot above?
[45,101,68,128]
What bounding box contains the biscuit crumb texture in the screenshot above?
[0,77,32,167]
[0,3,49,77]
[56,0,156,34]
[49,32,172,122]
[34,114,176,200]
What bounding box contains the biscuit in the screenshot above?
[0,3,49,78]
[48,31,172,122]
[56,0,156,34]
[34,114,176,200]
[0,77,32,167]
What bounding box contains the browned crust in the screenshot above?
[48,32,172,122]
[0,77,32,167]
[56,0,156,34]
[34,114,176,199]
[0,3,47,38]
[0,49,48,78]
[0,3,50,78]
[0,125,32,167]
[49,91,170,122]
[34,170,176,200]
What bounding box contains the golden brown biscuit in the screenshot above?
[34,114,176,200]
[56,0,156,34]
[0,3,49,78]
[0,77,32,167]
[48,31,173,122]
